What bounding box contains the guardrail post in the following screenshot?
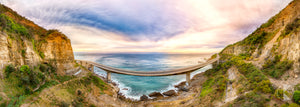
[186,72,191,86]
[107,71,111,83]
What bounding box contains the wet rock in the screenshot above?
[178,86,189,92]
[163,90,177,96]
[112,82,117,86]
[148,92,163,98]
[117,92,126,100]
[122,88,129,90]
[140,95,148,101]
[174,82,186,88]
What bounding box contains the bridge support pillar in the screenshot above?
[186,72,191,86]
[107,72,111,83]
[90,65,94,72]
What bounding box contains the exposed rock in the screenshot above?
[117,92,126,100]
[178,86,189,92]
[163,90,177,96]
[140,95,148,101]
[174,82,186,88]
[122,88,128,90]
[148,92,163,98]
[40,31,75,75]
[224,67,238,103]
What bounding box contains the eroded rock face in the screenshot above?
[0,4,75,76]
[40,31,75,75]
[0,31,75,76]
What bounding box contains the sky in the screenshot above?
[0,0,292,54]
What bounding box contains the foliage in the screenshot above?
[233,92,268,107]
[281,18,300,37]
[21,49,26,57]
[274,89,284,99]
[260,14,278,28]
[4,64,15,78]
[208,54,273,94]
[0,14,31,39]
[294,91,300,104]
[281,103,300,107]
[200,78,214,97]
[263,55,293,79]
[238,53,251,60]
[82,74,107,91]
[55,75,75,83]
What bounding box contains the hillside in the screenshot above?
[195,0,300,106]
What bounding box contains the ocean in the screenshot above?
[74,53,213,100]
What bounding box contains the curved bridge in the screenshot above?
[76,54,219,85]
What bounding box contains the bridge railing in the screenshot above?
[75,54,220,85]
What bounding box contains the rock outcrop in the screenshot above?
[221,0,300,77]
[149,92,164,98]
[163,90,177,96]
[0,4,75,76]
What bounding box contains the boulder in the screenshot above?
[163,90,177,96]
[117,93,126,100]
[178,86,189,92]
[148,92,163,98]
[140,95,148,101]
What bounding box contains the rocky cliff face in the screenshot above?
[0,4,75,76]
[221,0,300,77]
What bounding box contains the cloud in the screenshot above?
[0,0,292,53]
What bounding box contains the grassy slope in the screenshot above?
[0,63,112,107]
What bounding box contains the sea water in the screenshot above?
[74,53,213,100]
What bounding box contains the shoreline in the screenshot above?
[93,64,212,102]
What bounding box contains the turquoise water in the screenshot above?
[74,53,212,99]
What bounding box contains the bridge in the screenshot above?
[76,54,219,85]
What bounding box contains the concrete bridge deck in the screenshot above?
[76,54,219,85]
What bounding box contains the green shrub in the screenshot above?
[263,56,293,79]
[39,64,48,72]
[260,14,278,28]
[275,89,284,99]
[21,49,26,57]
[256,80,272,93]
[281,103,300,107]
[89,74,107,90]
[293,91,300,104]
[0,14,31,39]
[20,65,31,74]
[281,18,300,37]
[4,64,15,78]
[39,51,45,59]
[234,91,268,107]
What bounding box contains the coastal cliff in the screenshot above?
[0,4,75,76]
